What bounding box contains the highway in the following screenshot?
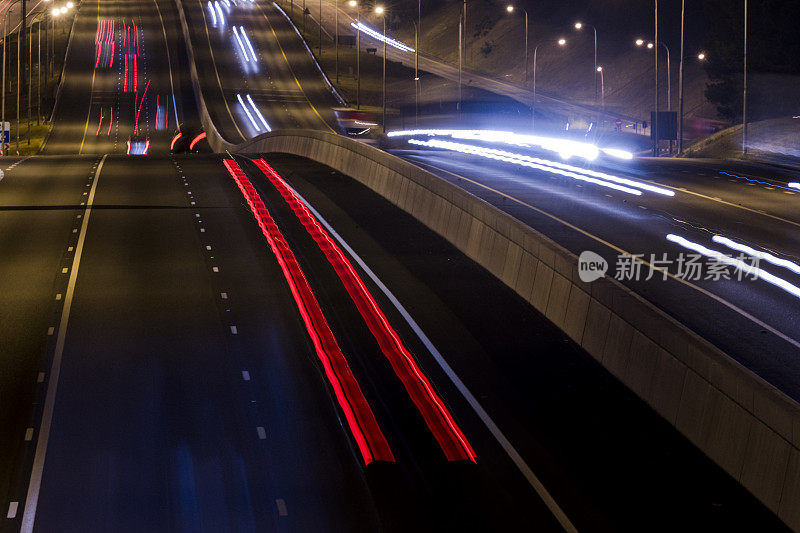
[389,139,800,402]
[0,0,794,530]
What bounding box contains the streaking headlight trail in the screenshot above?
[389,129,602,161]
[601,147,634,160]
[246,94,271,132]
[712,235,800,276]
[237,94,271,133]
[408,138,676,196]
[350,22,415,52]
[214,1,225,24]
[237,93,260,131]
[232,26,250,62]
[667,233,800,299]
[207,1,217,25]
[789,182,800,190]
[239,27,258,62]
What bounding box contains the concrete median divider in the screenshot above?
[173,0,800,523]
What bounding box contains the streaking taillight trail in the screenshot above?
[253,159,477,463]
[222,159,394,465]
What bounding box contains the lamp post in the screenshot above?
[573,21,597,106]
[375,5,385,132]
[412,20,419,125]
[678,0,684,153]
[532,38,566,130]
[1,1,24,155]
[415,0,420,125]
[677,51,705,154]
[347,0,359,109]
[636,39,671,111]
[654,0,658,156]
[334,0,338,82]
[505,5,528,83]
[596,65,604,127]
[742,0,747,155]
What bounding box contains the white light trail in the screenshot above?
[232,26,250,62]
[389,128,605,161]
[207,1,217,25]
[246,94,271,132]
[350,22,415,52]
[409,138,643,195]
[237,93,261,131]
[240,26,258,62]
[789,182,800,190]
[712,235,800,276]
[214,1,225,24]
[667,233,800,299]
[601,147,634,160]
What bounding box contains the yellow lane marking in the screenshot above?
[260,6,337,133]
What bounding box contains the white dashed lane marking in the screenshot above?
[7,501,18,519]
[24,428,33,441]
[36,373,44,383]
[242,371,250,381]
[230,325,238,334]
[256,427,267,440]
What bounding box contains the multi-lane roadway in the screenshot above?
[0,0,793,530]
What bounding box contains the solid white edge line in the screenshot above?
[280,180,578,533]
[21,154,108,533]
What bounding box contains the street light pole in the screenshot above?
[412,21,418,125]
[532,39,566,130]
[742,0,747,155]
[505,6,528,84]
[653,0,658,156]
[678,0,684,153]
[458,15,462,118]
[2,1,24,156]
[318,0,321,58]
[523,10,527,83]
[574,22,597,106]
[348,0,359,109]
[334,0,338,83]
[597,66,604,126]
[377,6,385,132]
[36,17,40,125]
[27,16,31,144]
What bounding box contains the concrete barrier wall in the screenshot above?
[173,0,800,524]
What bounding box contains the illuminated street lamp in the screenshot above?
[531,38,566,129]
[505,5,528,83]
[573,21,598,107]
[697,52,705,61]
[636,38,671,111]
[596,65,604,124]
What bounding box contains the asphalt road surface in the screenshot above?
[0,0,793,530]
[391,145,800,403]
